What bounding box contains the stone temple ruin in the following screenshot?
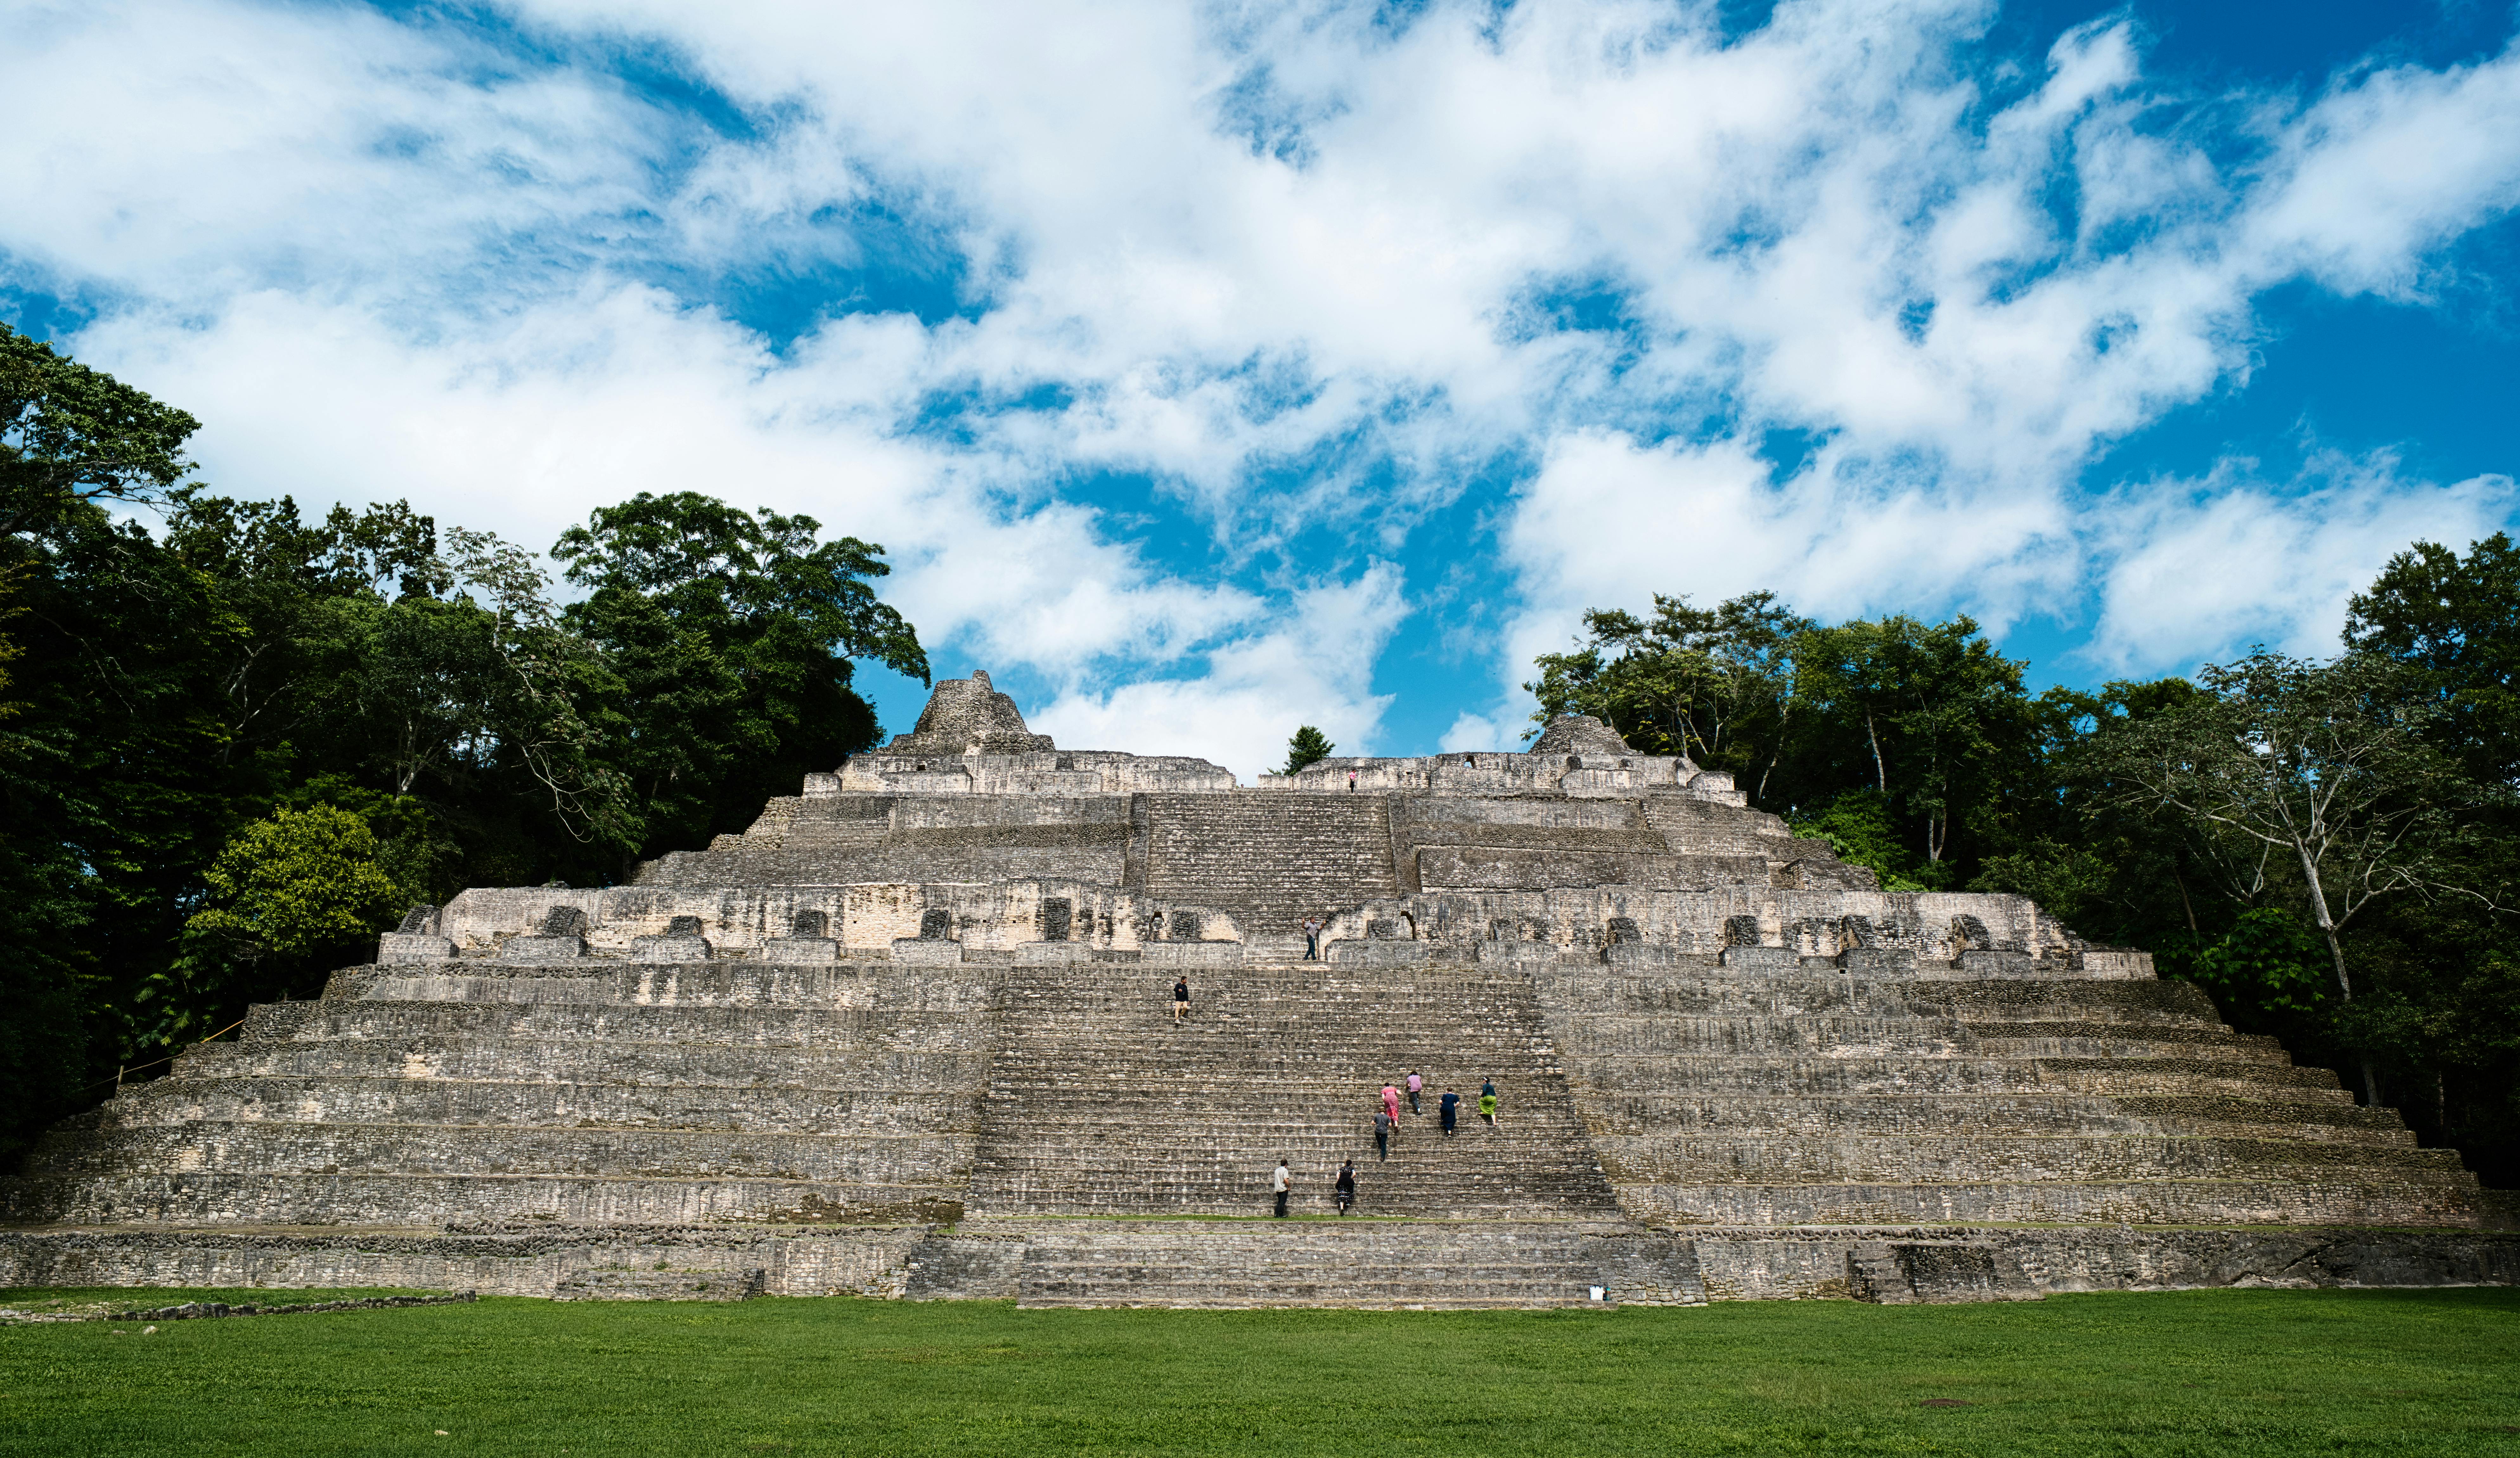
[4,669,2512,1306]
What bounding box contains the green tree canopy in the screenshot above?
[1283,726,1334,774]
[2347,533,2520,786]
[1,322,200,539]
[552,492,928,858]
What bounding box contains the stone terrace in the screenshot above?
[2,674,2512,1306]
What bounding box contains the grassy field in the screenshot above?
[3,1286,2517,1456]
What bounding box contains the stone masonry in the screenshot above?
[3,673,2513,1307]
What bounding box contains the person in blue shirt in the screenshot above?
[1438,1089,1460,1136]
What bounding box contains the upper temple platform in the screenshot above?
[819,670,1746,803]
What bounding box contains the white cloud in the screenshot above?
[2086,454,2518,670]
[1027,562,1407,778]
[5,0,2519,767]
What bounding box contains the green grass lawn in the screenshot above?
[3,1287,2516,1456]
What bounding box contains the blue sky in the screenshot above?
[5,0,2517,777]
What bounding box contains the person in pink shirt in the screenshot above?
[1381,1083,1402,1128]
[1406,1070,1424,1115]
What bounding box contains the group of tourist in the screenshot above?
[1270,1077,1503,1218]
[1374,1074,1498,1154]
[1161,969,1502,1218]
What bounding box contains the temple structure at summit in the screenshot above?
[3,672,2511,1306]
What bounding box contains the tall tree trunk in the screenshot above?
[2298,841,2378,1104]
[1756,696,1793,804]
[1865,712,1886,795]
[2171,862,2199,934]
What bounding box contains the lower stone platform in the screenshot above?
[5,1220,2513,1308]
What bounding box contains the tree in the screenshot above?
[164,805,411,1041]
[1792,615,2031,880]
[1282,726,1334,774]
[1526,591,1810,783]
[552,492,927,858]
[2346,534,2520,786]
[2187,908,2332,1017]
[1,322,201,539]
[2071,649,2492,1099]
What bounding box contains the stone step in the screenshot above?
[23,1122,975,1184]
[1964,1033,2286,1060]
[246,1001,995,1049]
[174,1037,989,1090]
[1010,1221,1701,1309]
[1540,1020,2279,1059]
[1534,975,2223,1016]
[87,1078,979,1135]
[1592,1131,2466,1183]
[1585,1093,2414,1143]
[971,1179,1619,1220]
[2,1171,961,1227]
[1560,1053,2349,1098]
[1617,1177,2497,1228]
[328,963,993,1009]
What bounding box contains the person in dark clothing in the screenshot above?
[1480,1077,1499,1127]
[1373,1109,1393,1161]
[1334,1160,1355,1215]
[1439,1090,1459,1135]
[1171,977,1190,1025]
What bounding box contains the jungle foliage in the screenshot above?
[0,325,925,1155]
[1535,549,2520,1184]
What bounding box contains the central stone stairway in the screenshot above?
[968,960,1620,1218]
[1135,794,1400,941]
[965,956,1661,1306]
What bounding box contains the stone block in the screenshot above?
[501,935,586,962]
[377,934,455,964]
[1143,943,1245,968]
[1718,946,1799,973]
[1015,942,1091,965]
[2081,950,2156,979]
[1475,941,1556,965]
[538,905,590,937]
[1604,943,1683,968]
[1959,949,2038,977]
[1847,1243,2039,1305]
[761,938,842,964]
[1328,940,1427,966]
[891,939,965,966]
[633,935,712,963]
[1839,947,1918,976]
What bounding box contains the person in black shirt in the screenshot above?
[1438,1090,1460,1136]
[1334,1160,1355,1216]
[1172,977,1190,1025]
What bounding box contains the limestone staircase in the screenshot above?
[1534,962,2495,1229]
[968,959,1619,1219]
[1003,1218,1703,1308]
[1135,794,1399,943]
[958,957,1652,1305]
[5,960,1002,1228]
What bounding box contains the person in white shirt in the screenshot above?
[1272,1160,1293,1217]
